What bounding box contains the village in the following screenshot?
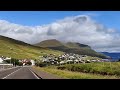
[36,53,110,67]
[0,52,110,69]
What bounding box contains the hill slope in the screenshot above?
[35,39,107,58]
[0,36,63,60]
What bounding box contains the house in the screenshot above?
[31,60,35,66]
[4,57,11,60]
[0,58,3,63]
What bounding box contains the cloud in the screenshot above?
[84,13,100,17]
[0,15,120,52]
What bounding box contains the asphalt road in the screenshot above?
[0,67,21,79]
[0,67,39,79]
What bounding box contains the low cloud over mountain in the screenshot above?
[0,15,120,52]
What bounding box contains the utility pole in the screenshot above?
[14,60,15,67]
[10,59,11,67]
[109,59,112,71]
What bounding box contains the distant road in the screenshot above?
[0,66,40,79]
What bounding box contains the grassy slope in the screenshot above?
[34,39,106,58]
[0,36,63,60]
[33,66,119,79]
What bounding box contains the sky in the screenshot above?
[0,11,120,52]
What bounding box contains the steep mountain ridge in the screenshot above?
[35,39,107,58]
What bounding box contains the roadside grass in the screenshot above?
[33,66,119,79]
[57,62,120,76]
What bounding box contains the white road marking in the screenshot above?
[29,68,40,79]
[2,67,22,79]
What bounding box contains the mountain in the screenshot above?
[0,35,63,60]
[100,52,120,61]
[35,39,107,58]
[36,39,63,47]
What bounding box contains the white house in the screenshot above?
[0,58,3,63]
[4,57,11,60]
[31,60,35,66]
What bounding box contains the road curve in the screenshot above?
[2,67,40,79]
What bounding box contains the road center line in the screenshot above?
[29,68,40,79]
[2,67,22,79]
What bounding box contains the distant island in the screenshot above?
[100,52,120,61]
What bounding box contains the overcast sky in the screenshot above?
[0,11,120,52]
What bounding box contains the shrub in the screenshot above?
[57,66,66,70]
[18,62,23,66]
[39,63,48,67]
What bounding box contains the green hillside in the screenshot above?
[35,39,107,58]
[0,36,63,60]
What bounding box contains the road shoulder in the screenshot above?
[30,67,63,79]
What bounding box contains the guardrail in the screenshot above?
[0,64,13,65]
[0,64,13,70]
